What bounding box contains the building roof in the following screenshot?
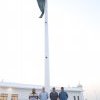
[0,82,83,92]
[0,82,42,89]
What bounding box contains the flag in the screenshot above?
[37,0,45,18]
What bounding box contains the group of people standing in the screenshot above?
[29,87,68,100]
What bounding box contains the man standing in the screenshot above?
[39,87,48,100]
[50,87,58,100]
[59,87,68,100]
[29,88,38,100]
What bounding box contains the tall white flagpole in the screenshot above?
[44,0,50,92]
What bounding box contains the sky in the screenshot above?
[0,0,100,99]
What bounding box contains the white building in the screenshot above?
[0,82,84,100]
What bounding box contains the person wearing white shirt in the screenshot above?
[39,87,48,100]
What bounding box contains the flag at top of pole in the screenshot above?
[37,0,45,18]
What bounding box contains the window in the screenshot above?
[73,96,76,100]
[0,94,8,100]
[11,94,18,100]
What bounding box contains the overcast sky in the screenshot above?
[0,0,100,99]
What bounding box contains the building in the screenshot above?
[0,82,84,100]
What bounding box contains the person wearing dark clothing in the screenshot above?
[59,87,68,100]
[50,87,58,100]
[29,88,38,100]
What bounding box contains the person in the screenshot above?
[39,87,48,100]
[59,87,68,100]
[50,87,58,100]
[29,88,38,100]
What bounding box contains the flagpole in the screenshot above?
[44,0,50,92]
